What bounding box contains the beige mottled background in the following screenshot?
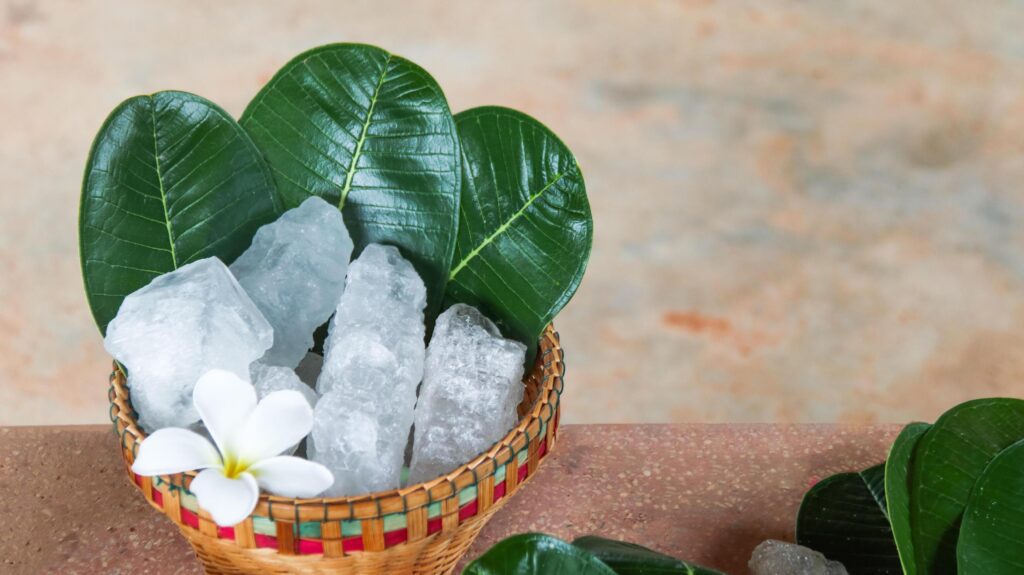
[2,0,1024,425]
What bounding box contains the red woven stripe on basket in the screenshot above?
[142,433,552,555]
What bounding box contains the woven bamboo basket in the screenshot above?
[108,325,564,575]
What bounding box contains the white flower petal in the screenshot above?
[248,456,334,498]
[237,390,313,462]
[131,428,221,476]
[193,369,257,457]
[189,468,260,527]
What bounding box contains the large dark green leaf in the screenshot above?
[796,464,901,574]
[910,398,1024,574]
[884,422,931,575]
[446,106,592,350]
[80,90,283,333]
[464,533,616,575]
[572,536,726,575]
[957,439,1024,574]
[240,43,461,318]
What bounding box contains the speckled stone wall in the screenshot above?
[2,0,1024,424]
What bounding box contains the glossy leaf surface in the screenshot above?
[957,439,1024,574]
[572,536,726,575]
[884,422,930,575]
[241,43,460,318]
[910,398,1024,574]
[463,533,616,575]
[447,107,592,349]
[796,464,901,574]
[80,91,282,333]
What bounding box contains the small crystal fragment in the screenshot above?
[104,257,272,431]
[408,304,526,484]
[749,540,849,575]
[230,196,353,368]
[250,362,318,407]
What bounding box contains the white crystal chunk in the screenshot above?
[408,304,526,484]
[312,244,426,496]
[104,257,272,432]
[230,196,353,368]
[250,362,318,407]
[749,540,849,575]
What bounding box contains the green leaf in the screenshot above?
[910,398,1024,574]
[796,464,901,574]
[240,43,461,319]
[80,90,283,333]
[446,107,592,350]
[885,422,931,575]
[957,438,1024,574]
[572,536,726,575]
[464,533,616,575]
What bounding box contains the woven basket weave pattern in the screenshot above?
[109,326,564,574]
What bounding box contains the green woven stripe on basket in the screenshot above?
[460,485,478,506]
[150,414,551,539]
[253,515,277,536]
[179,489,198,511]
[382,511,406,533]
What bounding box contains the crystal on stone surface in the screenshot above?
[311,244,426,496]
[104,257,273,432]
[408,303,527,485]
[250,362,318,407]
[230,196,353,368]
[748,540,849,575]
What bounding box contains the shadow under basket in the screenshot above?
[108,325,564,575]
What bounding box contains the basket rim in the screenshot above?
[109,325,564,523]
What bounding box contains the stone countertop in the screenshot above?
[0,423,899,574]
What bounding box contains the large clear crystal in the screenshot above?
[104,257,272,432]
[408,304,526,484]
[230,196,353,368]
[311,244,426,496]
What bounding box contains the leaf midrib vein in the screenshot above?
[339,53,393,209]
[448,168,570,280]
[859,469,890,523]
[149,96,179,269]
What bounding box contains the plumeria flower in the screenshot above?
[131,369,333,526]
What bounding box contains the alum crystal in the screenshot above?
[250,362,318,407]
[312,244,426,496]
[230,196,353,368]
[408,304,526,484]
[749,540,849,575]
[104,257,272,431]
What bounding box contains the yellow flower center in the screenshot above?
[221,454,252,479]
